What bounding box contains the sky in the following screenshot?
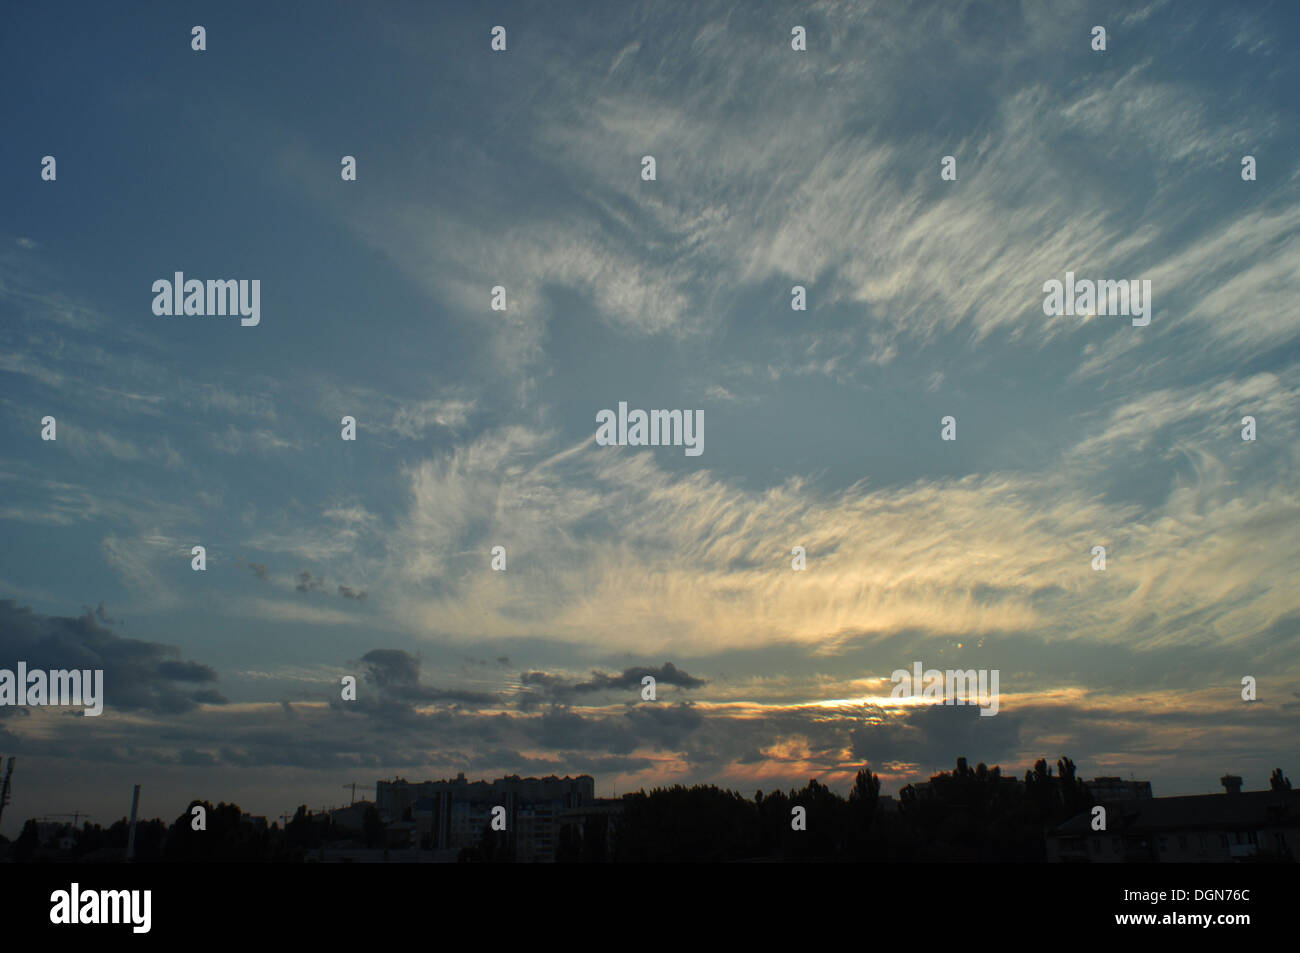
[1,0,1297,836]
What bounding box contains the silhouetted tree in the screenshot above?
[614,785,758,861]
[1058,757,1091,818]
[897,757,1042,861]
[362,806,385,848]
[846,766,882,858]
[284,805,334,851]
[125,818,168,861]
[165,800,265,861]
[13,819,39,861]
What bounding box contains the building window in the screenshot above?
[1219,833,1229,848]
[1199,835,1206,848]
[1158,836,1167,852]
[1178,835,1187,850]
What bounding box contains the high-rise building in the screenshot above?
[374,773,604,861]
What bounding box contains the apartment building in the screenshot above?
[375,773,601,861]
[1048,776,1298,863]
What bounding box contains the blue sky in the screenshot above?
[1,0,1298,833]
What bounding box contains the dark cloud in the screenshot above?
[0,599,226,715]
[521,661,705,701]
[293,571,366,600]
[624,702,706,749]
[358,649,420,688]
[8,627,1292,811]
[350,649,497,708]
[850,703,1022,768]
[470,748,654,777]
[527,706,639,754]
[24,665,1296,812]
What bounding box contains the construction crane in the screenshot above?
[342,782,372,806]
[0,757,13,830]
[42,811,94,826]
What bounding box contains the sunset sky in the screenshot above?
[1,0,1297,834]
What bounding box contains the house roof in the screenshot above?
[1052,790,1299,836]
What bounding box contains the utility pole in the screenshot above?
[0,757,14,832]
[125,784,141,862]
